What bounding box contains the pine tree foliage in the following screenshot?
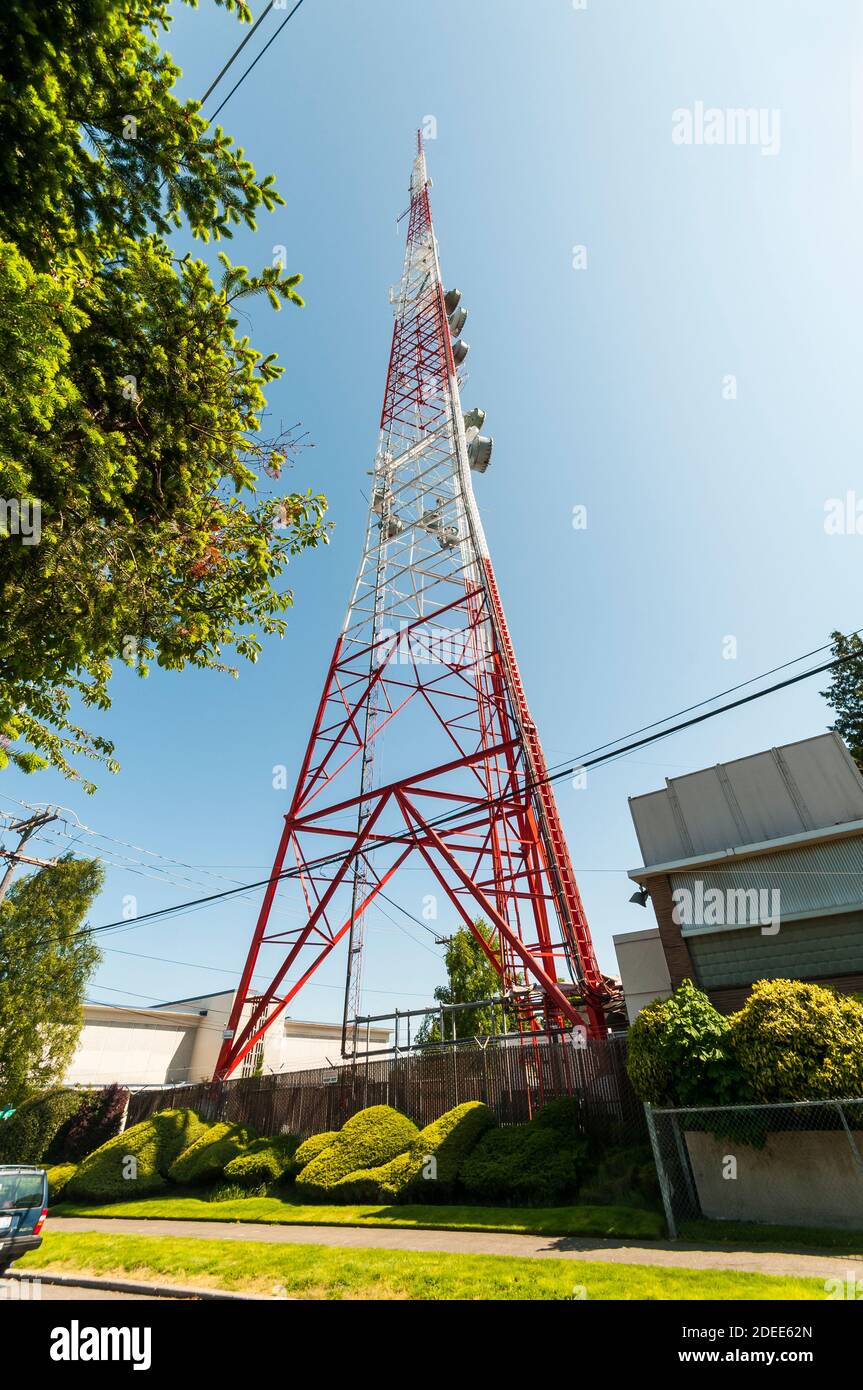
[0,2,329,787]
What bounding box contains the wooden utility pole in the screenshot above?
[0,810,59,905]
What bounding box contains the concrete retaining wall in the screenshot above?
[685,1128,863,1229]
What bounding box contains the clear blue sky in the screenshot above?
[5,0,863,1027]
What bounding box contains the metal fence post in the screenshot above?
[670,1113,698,1214]
[835,1100,863,1180]
[645,1102,677,1240]
[452,1012,459,1105]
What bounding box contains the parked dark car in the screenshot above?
[0,1166,48,1274]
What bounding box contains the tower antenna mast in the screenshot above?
[214,134,607,1080]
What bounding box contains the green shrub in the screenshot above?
[168,1121,256,1186]
[65,1108,208,1203]
[62,1084,129,1161]
[626,979,744,1106]
[460,1122,589,1206]
[0,1089,83,1165]
[333,1101,495,1204]
[532,1097,583,1137]
[727,979,863,1102]
[295,1106,417,1199]
[45,1163,77,1204]
[206,1181,268,1202]
[223,1133,300,1188]
[331,1152,414,1205]
[294,1131,339,1170]
[628,977,863,1108]
[578,1145,660,1210]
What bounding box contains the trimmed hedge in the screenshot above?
[293,1131,339,1170]
[295,1106,418,1198]
[461,1121,589,1206]
[332,1151,414,1205]
[0,1089,83,1165]
[223,1133,300,1188]
[168,1121,256,1186]
[532,1098,583,1137]
[578,1145,660,1210]
[332,1101,495,1204]
[46,1163,77,1204]
[65,1109,209,1203]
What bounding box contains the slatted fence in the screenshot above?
[126,1035,644,1143]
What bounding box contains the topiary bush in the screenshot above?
[460,1122,588,1206]
[293,1131,339,1170]
[577,1145,661,1210]
[532,1097,584,1137]
[295,1106,417,1199]
[45,1163,77,1204]
[331,1151,413,1205]
[223,1133,300,1188]
[727,979,863,1102]
[332,1101,495,1204]
[62,1084,129,1161]
[65,1108,209,1203]
[168,1121,256,1186]
[626,979,745,1106]
[0,1088,84,1165]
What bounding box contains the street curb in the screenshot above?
[3,1268,280,1301]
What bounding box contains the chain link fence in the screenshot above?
[646,1098,863,1238]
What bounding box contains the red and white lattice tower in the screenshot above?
[214,134,607,1080]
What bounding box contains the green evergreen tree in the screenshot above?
[821,630,863,767]
[0,856,103,1104]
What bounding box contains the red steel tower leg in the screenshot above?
[214,134,607,1081]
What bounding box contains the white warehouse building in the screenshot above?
[63,989,390,1088]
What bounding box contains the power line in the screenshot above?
[199,2,276,107]
[552,651,853,783]
[207,0,309,122]
[542,628,863,778]
[83,636,863,938]
[0,809,59,904]
[0,793,303,924]
[10,631,860,961]
[371,899,444,960]
[100,943,431,996]
[375,887,442,939]
[0,794,223,879]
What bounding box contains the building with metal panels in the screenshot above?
[616,732,863,1016]
[63,992,390,1088]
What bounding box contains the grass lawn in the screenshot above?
[18,1231,826,1300]
[52,1193,665,1240]
[682,1218,863,1255]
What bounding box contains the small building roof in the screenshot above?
[628,732,863,871]
[83,1001,205,1026]
[149,990,233,1011]
[85,997,390,1041]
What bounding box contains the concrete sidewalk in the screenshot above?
[48,1215,863,1282]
